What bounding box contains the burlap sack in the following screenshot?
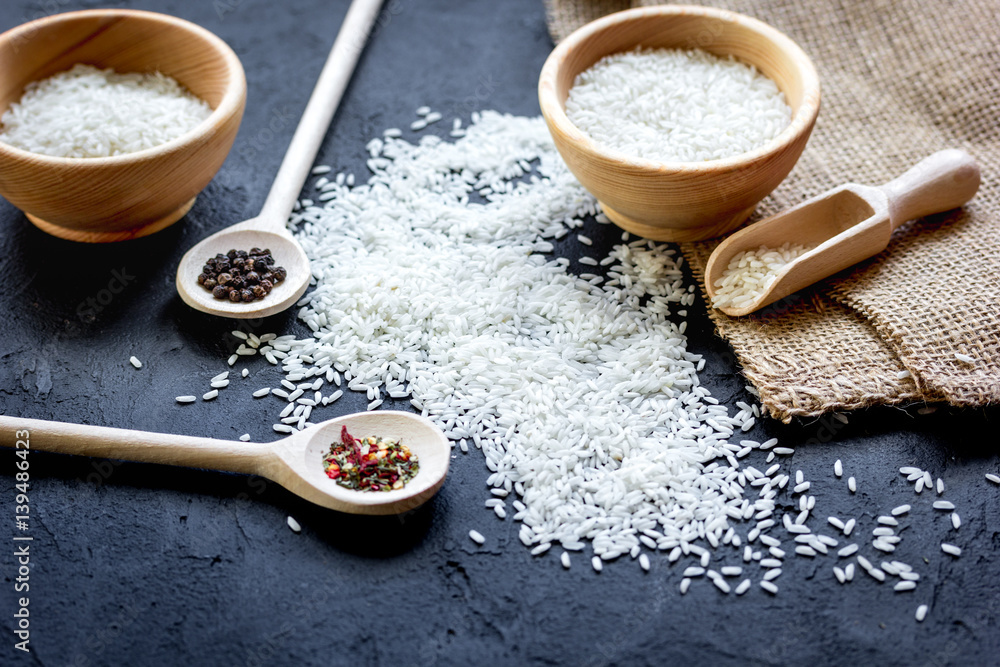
[545,0,1000,422]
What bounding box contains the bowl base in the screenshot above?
[25,197,197,243]
[600,202,757,242]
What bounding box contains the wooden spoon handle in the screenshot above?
[257,0,384,228]
[882,149,981,230]
[0,416,267,476]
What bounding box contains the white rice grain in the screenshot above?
[941,543,961,557]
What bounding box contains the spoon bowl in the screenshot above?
[176,220,311,318]
[289,411,450,514]
[0,410,450,515]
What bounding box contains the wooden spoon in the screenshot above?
[176,0,384,318]
[0,411,449,515]
[705,150,981,316]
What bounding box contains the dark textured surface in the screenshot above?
[1,1,998,666]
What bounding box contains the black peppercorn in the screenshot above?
[198,247,287,303]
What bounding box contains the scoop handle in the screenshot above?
[0,416,267,476]
[882,149,980,230]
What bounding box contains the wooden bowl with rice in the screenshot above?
[0,9,245,242]
[538,5,821,242]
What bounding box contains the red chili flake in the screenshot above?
[323,426,419,492]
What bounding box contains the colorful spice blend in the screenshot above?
[323,426,419,492]
[198,247,287,303]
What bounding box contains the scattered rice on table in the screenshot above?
[182,110,982,617]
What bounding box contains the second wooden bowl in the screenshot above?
[538,6,821,242]
[0,9,246,242]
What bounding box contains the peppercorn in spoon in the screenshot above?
[176,0,383,318]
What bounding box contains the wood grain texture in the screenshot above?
[0,9,246,242]
[538,5,821,241]
[0,411,450,515]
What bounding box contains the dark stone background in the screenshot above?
[1,1,997,665]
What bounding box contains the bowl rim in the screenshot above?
[0,8,246,166]
[538,4,821,173]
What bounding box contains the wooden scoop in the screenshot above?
[705,150,981,316]
[0,411,450,515]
